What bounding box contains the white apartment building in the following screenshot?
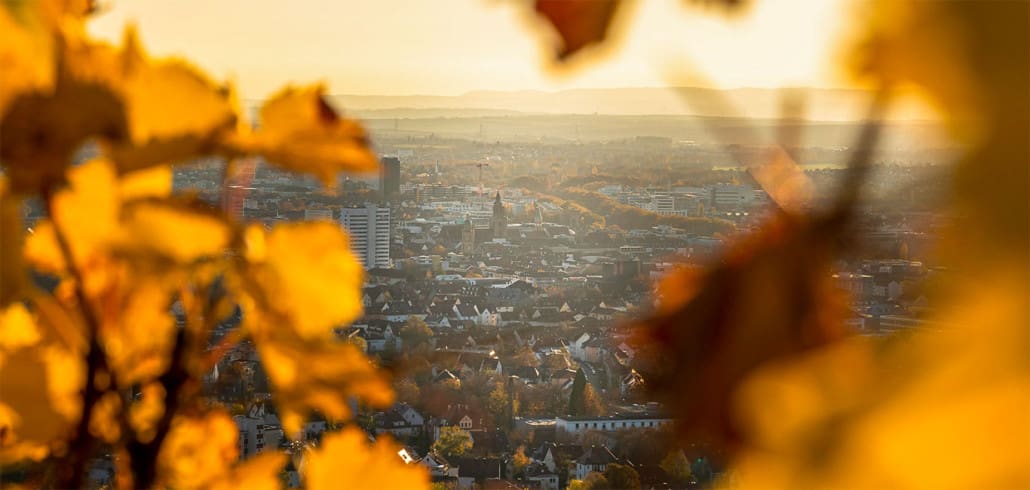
[711,184,754,208]
[340,204,391,269]
[555,414,674,439]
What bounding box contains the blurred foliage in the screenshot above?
[534,0,1028,488]
[0,1,424,488]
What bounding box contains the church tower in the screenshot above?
[492,191,507,240]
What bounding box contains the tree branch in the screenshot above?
[46,187,107,490]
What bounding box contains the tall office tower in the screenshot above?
[380,156,400,201]
[340,204,391,269]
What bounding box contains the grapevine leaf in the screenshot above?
[0,26,130,192]
[240,221,364,340]
[235,85,378,187]
[97,277,177,385]
[210,451,287,490]
[304,428,429,490]
[0,1,57,121]
[113,199,230,266]
[255,327,393,436]
[631,214,851,453]
[128,382,165,443]
[0,303,85,463]
[156,410,239,489]
[106,27,237,172]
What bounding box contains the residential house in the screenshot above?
[573,445,623,480]
[453,457,504,490]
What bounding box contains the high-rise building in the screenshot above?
[380,156,400,201]
[340,204,391,269]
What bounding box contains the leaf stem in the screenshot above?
[45,187,106,490]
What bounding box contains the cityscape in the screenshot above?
[3,1,1024,488]
[150,121,949,489]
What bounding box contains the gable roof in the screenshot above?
[576,445,620,466]
[453,457,503,479]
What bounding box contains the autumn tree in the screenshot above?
[569,369,605,417]
[394,377,422,406]
[604,463,641,489]
[580,471,610,490]
[511,445,531,477]
[399,316,434,349]
[568,368,588,416]
[432,426,473,459]
[660,450,692,486]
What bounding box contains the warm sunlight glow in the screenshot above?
[87,0,850,98]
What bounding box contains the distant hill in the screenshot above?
[329,87,934,121]
[357,113,947,149]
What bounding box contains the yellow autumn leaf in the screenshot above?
[106,27,237,173]
[242,84,377,187]
[243,221,364,339]
[304,428,429,490]
[0,304,41,365]
[114,199,230,265]
[157,410,239,489]
[49,159,120,268]
[210,451,287,490]
[2,21,236,191]
[725,278,1030,490]
[98,277,177,384]
[119,165,173,200]
[128,382,165,443]
[23,222,65,274]
[88,391,123,444]
[0,1,57,121]
[0,303,84,464]
[256,330,393,436]
[0,28,128,192]
[25,159,225,279]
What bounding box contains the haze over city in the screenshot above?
[88,0,853,97]
[4,0,1023,488]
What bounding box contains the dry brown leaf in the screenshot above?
[534,0,621,60]
[631,213,852,453]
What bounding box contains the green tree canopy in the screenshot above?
[604,463,641,490]
[660,450,691,486]
[399,316,434,349]
[431,426,473,459]
[568,368,588,416]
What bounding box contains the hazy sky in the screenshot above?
[88,0,853,99]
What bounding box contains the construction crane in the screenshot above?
[475,162,490,198]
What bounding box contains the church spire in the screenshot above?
[493,191,503,216]
[492,191,506,239]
